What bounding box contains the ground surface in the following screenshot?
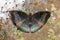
[0,0,60,40]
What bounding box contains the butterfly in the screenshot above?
[9,10,51,33]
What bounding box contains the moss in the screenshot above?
[48,29,56,40]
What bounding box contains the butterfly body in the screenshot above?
[9,11,51,33]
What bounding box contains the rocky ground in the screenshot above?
[0,0,60,40]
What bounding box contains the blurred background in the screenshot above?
[0,0,60,40]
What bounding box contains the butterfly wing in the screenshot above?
[9,11,32,33]
[33,11,51,24]
[9,11,28,27]
[30,11,51,32]
[17,22,31,33]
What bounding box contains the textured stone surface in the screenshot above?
[0,0,60,40]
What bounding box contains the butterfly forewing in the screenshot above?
[9,11,28,27]
[33,11,51,24]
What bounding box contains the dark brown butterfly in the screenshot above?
[9,10,51,33]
